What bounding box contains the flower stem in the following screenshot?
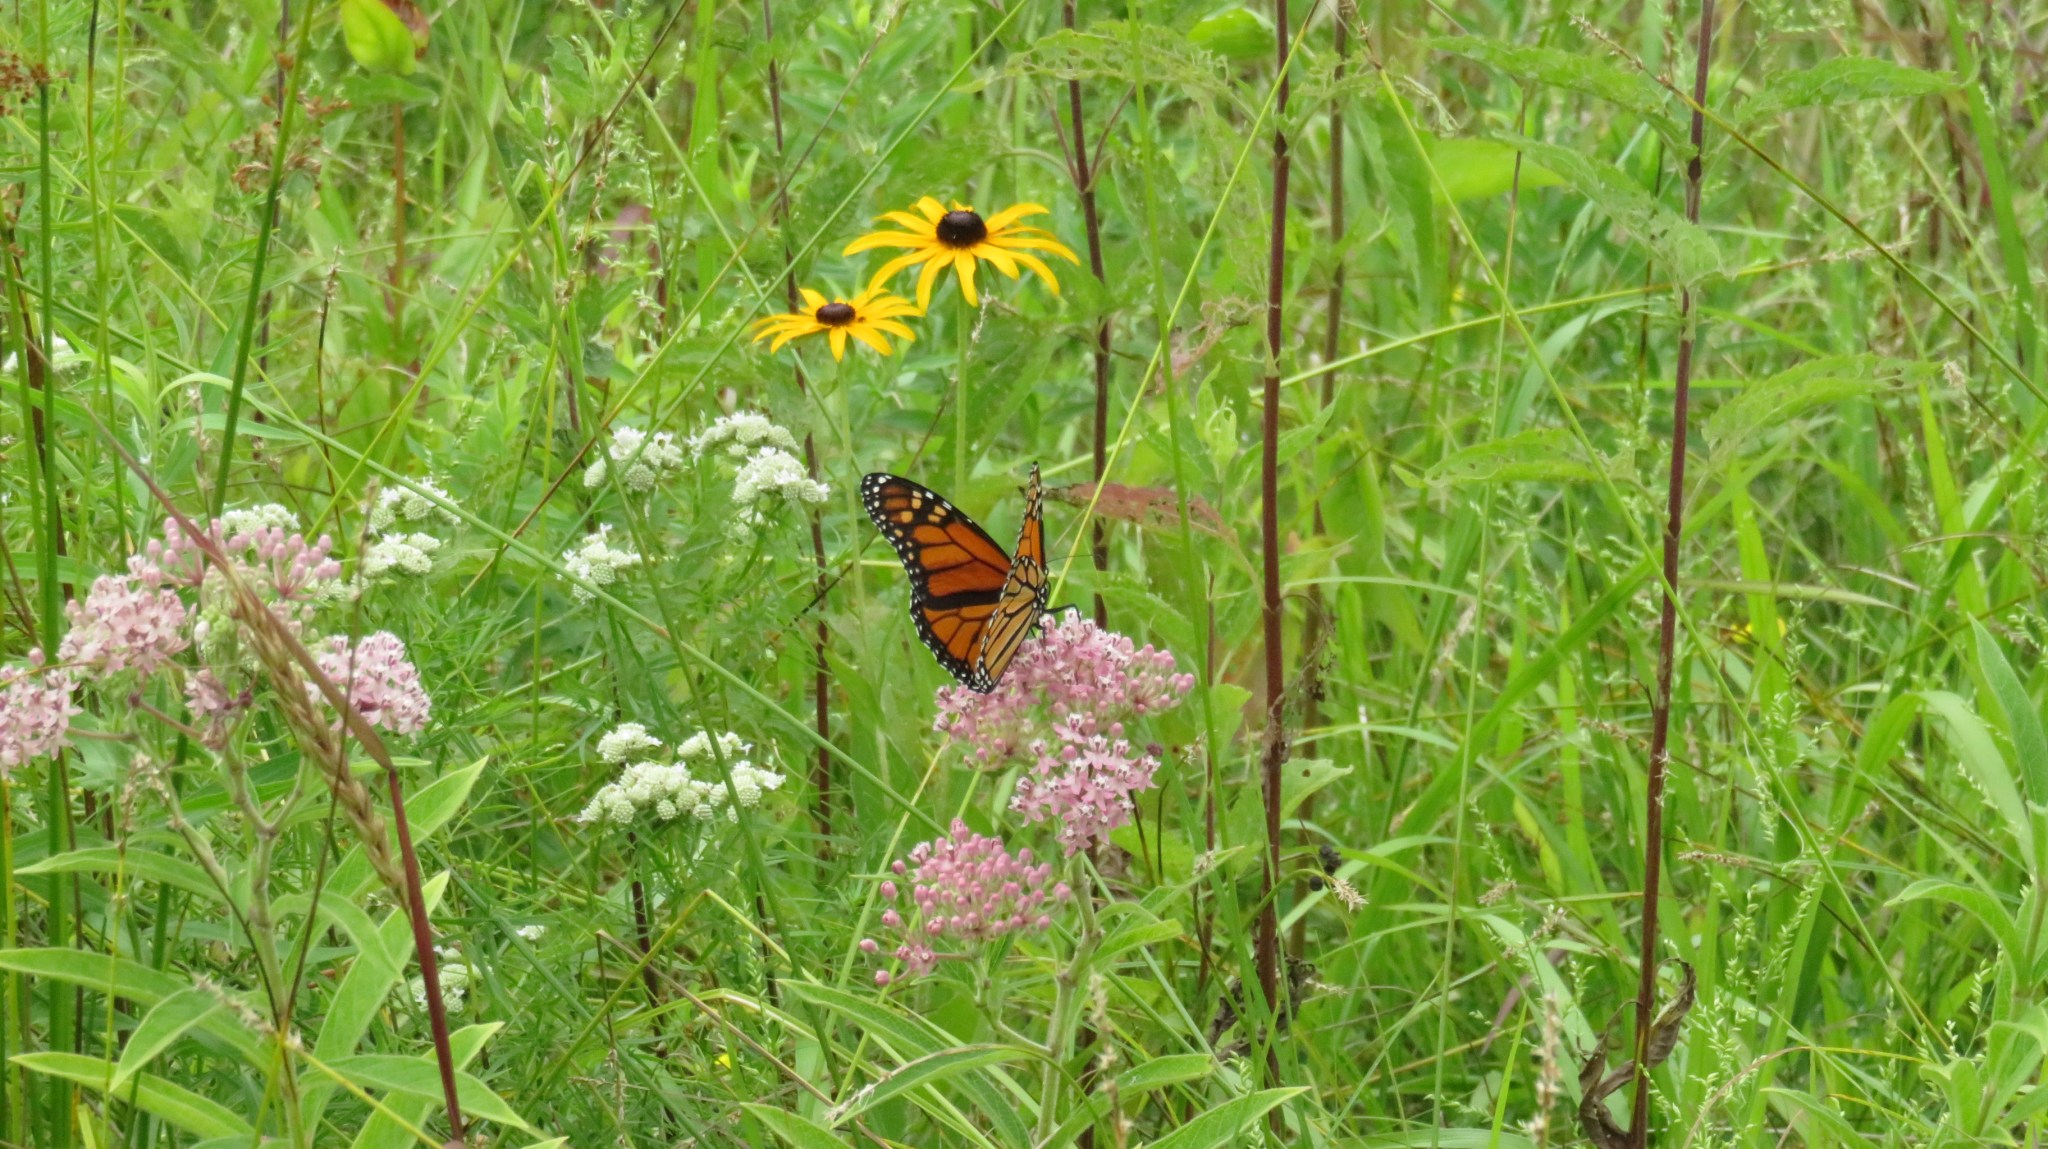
[1063,0,1112,626]
[1036,858,1102,1142]
[1254,0,1293,1089]
[384,764,468,1147]
[956,290,971,494]
[1630,3,1713,1145]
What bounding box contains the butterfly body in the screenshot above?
[861,467,1048,692]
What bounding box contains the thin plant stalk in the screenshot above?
[1253,0,1292,1079]
[1063,0,1112,626]
[761,0,834,848]
[1292,8,1346,960]
[1630,2,1713,1144]
[211,7,314,516]
[390,101,408,398]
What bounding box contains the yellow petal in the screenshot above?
[844,230,928,255]
[770,322,819,353]
[849,324,895,356]
[983,202,1050,232]
[829,328,848,361]
[799,288,827,311]
[975,246,1023,280]
[881,211,937,235]
[915,255,949,312]
[993,234,1082,264]
[915,196,947,222]
[956,253,980,307]
[1008,250,1062,292]
[869,250,936,294]
[872,318,916,341]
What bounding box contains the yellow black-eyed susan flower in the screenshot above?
[750,286,919,362]
[844,197,1080,311]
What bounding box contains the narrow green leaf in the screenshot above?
[0,949,261,1060]
[1890,878,2024,960]
[16,847,222,903]
[111,989,224,1092]
[1923,690,2032,858]
[1142,1088,1304,1149]
[1973,620,2048,806]
[1739,57,1957,123]
[1434,36,1682,144]
[1187,8,1273,60]
[1495,136,1722,284]
[14,1052,252,1140]
[1117,1054,1215,1093]
[744,1104,854,1149]
[832,1045,1035,1126]
[1427,428,1604,486]
[324,1054,534,1131]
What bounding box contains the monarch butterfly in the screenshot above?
[861,465,1048,692]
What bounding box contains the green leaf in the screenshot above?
[1739,57,1957,124]
[0,949,261,1060]
[1703,355,1910,457]
[1434,36,1683,144]
[16,847,222,903]
[1349,1131,1540,1149]
[1142,1088,1304,1149]
[1890,878,2024,960]
[1923,690,2032,859]
[1117,1054,1215,1093]
[1422,137,1564,202]
[112,989,225,1092]
[745,1104,853,1149]
[339,0,419,76]
[1497,136,1722,284]
[782,983,1033,1148]
[1427,428,1605,486]
[1097,917,1185,963]
[1187,8,1273,60]
[14,1052,252,1140]
[1974,620,2048,807]
[323,1054,533,1131]
[832,1045,1036,1126]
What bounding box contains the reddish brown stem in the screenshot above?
[1064,0,1113,627]
[1254,0,1292,1087]
[1630,2,1712,1145]
[384,765,466,1146]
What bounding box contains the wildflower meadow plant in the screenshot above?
[577,724,786,825]
[583,422,686,493]
[561,524,643,602]
[935,613,1194,853]
[863,820,1070,985]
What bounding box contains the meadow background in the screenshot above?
[2,0,2045,1145]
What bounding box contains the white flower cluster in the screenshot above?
[583,423,686,493]
[358,480,460,588]
[217,503,301,538]
[406,949,470,1015]
[577,725,785,826]
[369,480,460,532]
[561,524,641,603]
[687,412,800,459]
[597,721,662,763]
[363,532,442,579]
[514,924,547,942]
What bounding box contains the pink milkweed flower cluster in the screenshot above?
[0,511,430,758]
[0,652,79,777]
[58,562,190,677]
[864,819,1070,986]
[934,614,1194,854]
[312,632,433,735]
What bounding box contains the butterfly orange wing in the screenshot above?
[862,474,1014,688]
[970,464,1048,691]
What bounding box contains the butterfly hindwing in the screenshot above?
[861,468,1050,693]
[861,473,1013,688]
[970,464,1048,691]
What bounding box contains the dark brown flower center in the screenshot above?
[815,301,857,326]
[935,209,988,248]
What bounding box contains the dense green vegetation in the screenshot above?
[3,0,2046,1146]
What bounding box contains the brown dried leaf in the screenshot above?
[1645,959,1697,1068]
[1047,482,1228,537]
